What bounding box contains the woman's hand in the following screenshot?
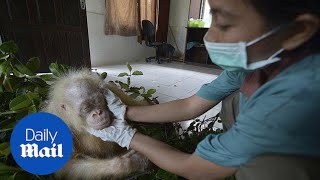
[87,119,137,149]
[104,89,127,120]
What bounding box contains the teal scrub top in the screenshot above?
[195,54,320,167]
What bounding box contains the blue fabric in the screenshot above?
[196,70,248,102]
[195,54,320,167]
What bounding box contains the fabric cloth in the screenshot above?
[195,54,320,167]
[236,154,320,180]
[104,89,127,120]
[105,0,157,37]
[219,91,240,131]
[105,0,140,36]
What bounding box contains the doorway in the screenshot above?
[0,0,91,72]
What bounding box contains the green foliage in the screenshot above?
[48,63,71,77]
[0,41,234,180]
[113,62,158,105]
[0,41,71,179]
[100,72,108,80]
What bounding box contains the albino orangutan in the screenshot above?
[42,70,149,179]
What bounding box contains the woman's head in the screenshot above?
[206,0,320,63]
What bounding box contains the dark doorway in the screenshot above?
[0,0,91,72]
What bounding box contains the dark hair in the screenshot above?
[248,0,320,53]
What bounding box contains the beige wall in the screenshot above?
[86,0,155,67]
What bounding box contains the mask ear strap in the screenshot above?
[247,26,282,46]
[247,48,285,70]
[270,48,285,59]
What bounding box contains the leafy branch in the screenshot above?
[114,63,159,104]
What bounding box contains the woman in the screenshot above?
[88,0,320,179]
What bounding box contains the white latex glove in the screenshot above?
[104,89,127,120]
[87,119,137,149]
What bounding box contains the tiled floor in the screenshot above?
[94,61,223,129]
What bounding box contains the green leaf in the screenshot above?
[59,63,71,73]
[39,74,56,81]
[118,73,129,77]
[0,60,11,74]
[126,63,132,72]
[12,67,24,77]
[132,71,143,75]
[155,169,178,180]
[0,142,11,158]
[0,175,13,180]
[141,86,146,93]
[127,77,131,86]
[147,89,156,95]
[129,87,141,94]
[49,63,63,77]
[141,93,152,98]
[3,76,13,92]
[26,92,37,100]
[0,54,9,60]
[0,41,18,54]
[14,111,29,121]
[34,86,49,97]
[26,57,40,73]
[14,60,35,76]
[0,107,30,117]
[0,111,17,115]
[28,77,48,87]
[9,94,33,111]
[0,162,19,174]
[129,92,140,99]
[119,82,129,90]
[28,105,37,114]
[100,72,107,80]
[0,73,4,86]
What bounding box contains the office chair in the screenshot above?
[142,20,174,64]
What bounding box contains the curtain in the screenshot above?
[139,0,157,30]
[138,0,158,43]
[104,0,140,36]
[104,0,158,38]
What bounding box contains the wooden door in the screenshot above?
[157,0,170,42]
[0,0,91,72]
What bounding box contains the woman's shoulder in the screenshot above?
[251,54,320,101]
[286,53,320,75]
[271,53,320,87]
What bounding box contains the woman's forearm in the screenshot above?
[129,132,237,180]
[129,132,190,176]
[126,95,217,123]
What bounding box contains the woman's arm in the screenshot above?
[130,132,237,180]
[126,95,218,123]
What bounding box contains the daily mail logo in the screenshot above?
[20,129,63,158]
[10,112,73,175]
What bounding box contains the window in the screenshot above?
[200,0,212,28]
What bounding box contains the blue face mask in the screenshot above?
[203,27,285,71]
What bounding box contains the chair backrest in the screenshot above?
[142,20,156,46]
